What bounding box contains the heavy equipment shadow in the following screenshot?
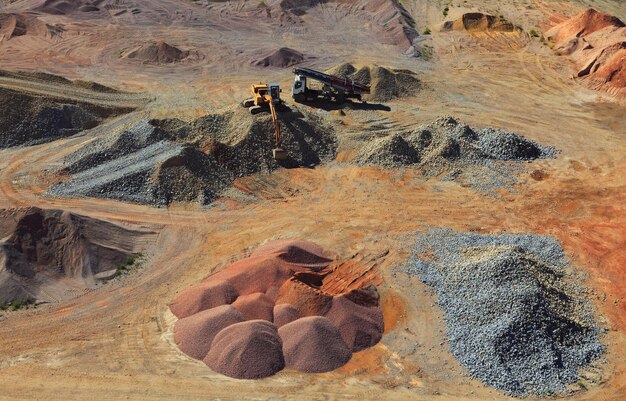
[293,99,391,112]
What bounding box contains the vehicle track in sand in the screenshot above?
[0,76,153,108]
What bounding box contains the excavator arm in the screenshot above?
[263,94,280,148]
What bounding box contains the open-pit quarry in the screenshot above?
[0,1,624,401]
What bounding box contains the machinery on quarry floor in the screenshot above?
[242,83,287,161]
[292,67,370,103]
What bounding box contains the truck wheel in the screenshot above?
[335,92,345,104]
[242,98,254,108]
[293,94,305,103]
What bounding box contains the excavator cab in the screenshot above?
[242,83,288,161]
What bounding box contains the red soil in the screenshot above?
[547,8,624,44]
[546,9,626,97]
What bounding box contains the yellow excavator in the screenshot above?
[242,83,287,161]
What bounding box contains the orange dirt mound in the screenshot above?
[546,8,624,44]
[173,305,245,360]
[203,320,285,379]
[278,316,352,373]
[168,280,238,319]
[125,41,190,64]
[547,9,626,97]
[169,240,385,378]
[232,292,274,321]
[251,47,309,68]
[275,276,333,317]
[325,294,384,352]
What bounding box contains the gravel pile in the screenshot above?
[49,105,337,206]
[404,228,605,397]
[0,87,129,148]
[328,63,421,102]
[355,116,557,192]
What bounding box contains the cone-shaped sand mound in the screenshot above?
[125,41,191,64]
[251,47,310,68]
[279,316,352,373]
[325,295,384,352]
[169,240,385,379]
[174,305,245,360]
[203,320,285,379]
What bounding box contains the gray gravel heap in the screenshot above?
[404,228,604,397]
[355,116,556,193]
[0,86,132,148]
[49,105,336,206]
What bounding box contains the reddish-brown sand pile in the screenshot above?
[125,41,190,64]
[251,47,309,68]
[168,280,238,319]
[325,294,384,352]
[442,13,516,33]
[232,292,274,321]
[273,304,300,327]
[173,305,245,360]
[547,9,626,97]
[169,240,384,379]
[278,316,352,373]
[203,320,285,379]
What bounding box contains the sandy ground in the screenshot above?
[0,0,624,400]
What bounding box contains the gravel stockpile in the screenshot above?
[169,240,385,379]
[203,320,285,379]
[173,305,245,360]
[405,229,605,396]
[354,133,419,167]
[49,105,336,206]
[0,87,129,148]
[328,63,421,102]
[278,316,352,373]
[355,116,557,192]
